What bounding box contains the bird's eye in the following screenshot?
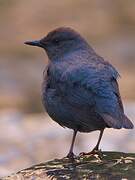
[53,39,59,44]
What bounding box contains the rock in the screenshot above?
[2,151,135,180]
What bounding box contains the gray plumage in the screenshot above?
[25,27,134,158]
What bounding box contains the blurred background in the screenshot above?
[0,0,135,177]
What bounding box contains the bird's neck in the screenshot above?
[46,42,95,62]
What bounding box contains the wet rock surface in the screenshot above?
[2,152,135,180]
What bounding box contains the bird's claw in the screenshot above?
[79,149,103,159]
[66,152,76,159]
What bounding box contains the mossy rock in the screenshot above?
[2,151,135,180]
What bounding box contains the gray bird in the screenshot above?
[25,27,134,158]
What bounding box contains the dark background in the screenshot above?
[0,0,135,177]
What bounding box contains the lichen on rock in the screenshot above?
[2,152,135,180]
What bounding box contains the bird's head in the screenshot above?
[24,27,90,61]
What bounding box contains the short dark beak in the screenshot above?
[24,40,43,47]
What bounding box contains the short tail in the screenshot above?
[123,114,134,129]
[101,114,122,129]
[101,113,134,129]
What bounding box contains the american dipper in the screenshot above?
[25,27,134,158]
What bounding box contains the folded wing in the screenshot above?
[58,62,133,129]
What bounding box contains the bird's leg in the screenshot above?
[91,129,104,153]
[67,130,77,159]
[80,129,104,156]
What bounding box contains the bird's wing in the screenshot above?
[111,77,133,129]
[58,62,125,129]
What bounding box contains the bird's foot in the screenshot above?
[79,148,103,159]
[79,147,98,156]
[66,152,76,159]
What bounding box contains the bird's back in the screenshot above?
[42,50,133,131]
